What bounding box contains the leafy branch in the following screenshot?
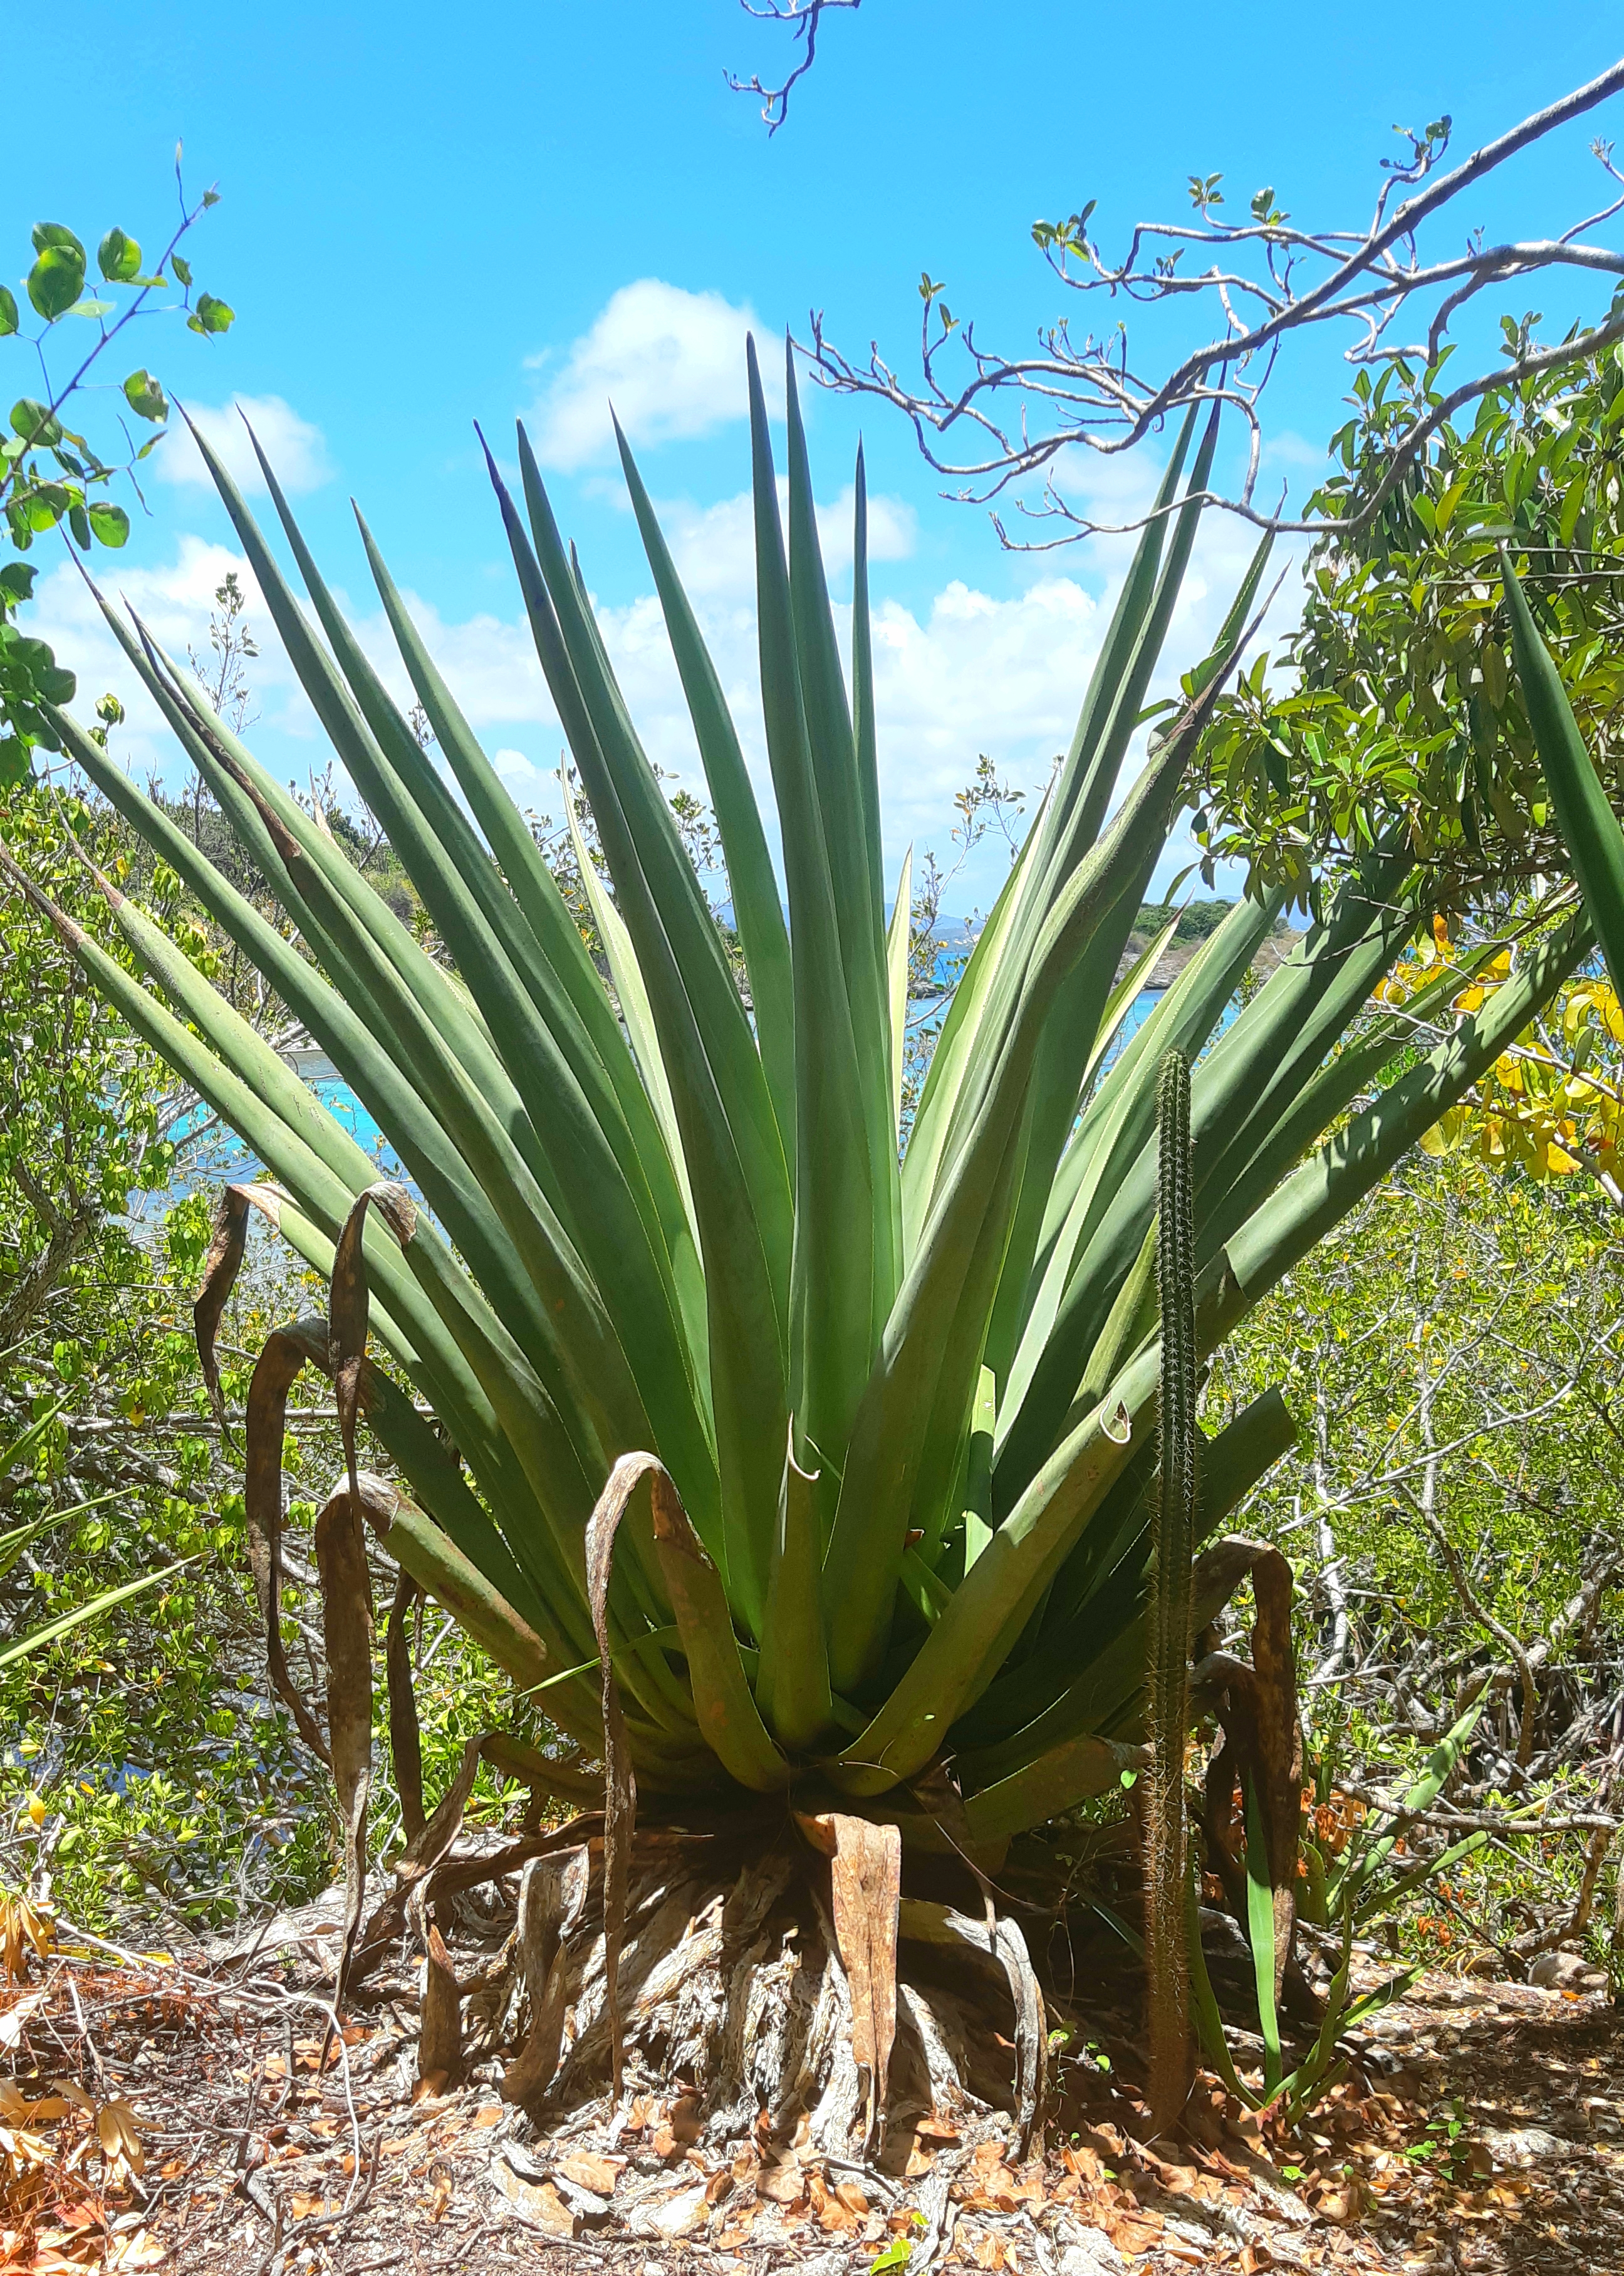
[1,147,234,786]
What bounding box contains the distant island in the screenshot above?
[929,898,1299,988]
[1120,897,1299,988]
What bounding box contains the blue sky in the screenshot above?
[18,3,1624,907]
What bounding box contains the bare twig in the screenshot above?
[803,60,1624,543]
[726,0,860,132]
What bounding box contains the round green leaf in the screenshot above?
[0,288,16,337]
[28,245,86,322]
[31,222,85,259]
[9,400,62,448]
[86,501,130,549]
[68,502,91,551]
[97,227,142,283]
[170,253,192,288]
[122,369,169,424]
[187,293,235,336]
[24,484,68,532]
[0,736,32,790]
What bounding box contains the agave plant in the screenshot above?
[0,352,1588,2111]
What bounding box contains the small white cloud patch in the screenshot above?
[528,280,784,472]
[157,394,331,496]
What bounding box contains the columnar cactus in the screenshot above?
[1147,1047,1197,2130]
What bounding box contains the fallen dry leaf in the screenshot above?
[808,2171,861,2235]
[492,2162,576,2237]
[757,2151,804,2204]
[714,2203,757,2250]
[0,1992,49,2053]
[628,2179,708,2240]
[105,2233,167,2270]
[470,2105,504,2132]
[668,2094,704,2145]
[557,2150,623,2195]
[95,2100,143,2179]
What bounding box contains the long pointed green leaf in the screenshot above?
[784,348,898,1335]
[757,1425,832,1750]
[197,427,717,1519]
[825,652,1238,1693]
[561,777,699,1236]
[615,420,798,1166]
[886,845,912,1147]
[744,344,878,1515]
[494,432,789,1632]
[1502,553,1624,996]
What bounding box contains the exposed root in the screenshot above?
[401,1817,1046,2177]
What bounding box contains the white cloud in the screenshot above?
[654,481,915,605]
[157,394,331,495]
[528,280,784,471]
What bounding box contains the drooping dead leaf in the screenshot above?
[417,1923,462,2089]
[243,1320,336,1762]
[796,1811,900,2146]
[384,1565,426,1842]
[327,1183,417,1510]
[315,1479,375,2011]
[585,1453,662,2096]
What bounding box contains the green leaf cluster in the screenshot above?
[10,372,1590,1852]
[1,185,233,775]
[1195,333,1624,911]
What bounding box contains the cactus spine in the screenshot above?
[1147,1047,1198,2131]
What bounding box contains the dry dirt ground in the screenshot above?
[1,1921,1620,2276]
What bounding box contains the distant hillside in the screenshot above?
[1120,897,1298,988]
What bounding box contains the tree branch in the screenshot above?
[801,59,1624,542]
[726,0,860,133]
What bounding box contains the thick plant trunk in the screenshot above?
[419,1822,1048,2164]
